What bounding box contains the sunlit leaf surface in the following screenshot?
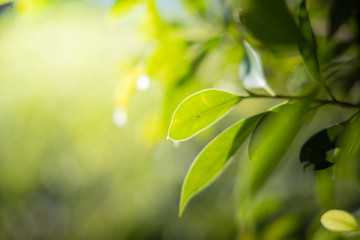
[110,0,140,20]
[239,41,275,96]
[168,89,241,141]
[321,210,358,232]
[179,113,264,216]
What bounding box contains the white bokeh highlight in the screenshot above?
[136,75,150,91]
[113,107,128,127]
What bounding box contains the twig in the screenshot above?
[239,94,360,109]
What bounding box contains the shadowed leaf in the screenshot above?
[248,102,310,195]
[300,123,344,170]
[238,0,300,44]
[328,0,356,38]
[298,0,323,85]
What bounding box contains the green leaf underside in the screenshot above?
[179,113,265,216]
[248,102,310,195]
[168,89,241,141]
[239,41,275,96]
[298,0,323,85]
[321,210,358,232]
[300,123,344,170]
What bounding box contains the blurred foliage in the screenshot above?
[0,0,359,239]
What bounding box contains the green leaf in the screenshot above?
[321,209,358,232]
[300,123,344,170]
[168,89,241,141]
[0,0,12,5]
[239,0,301,44]
[248,102,310,195]
[334,113,360,189]
[179,113,264,216]
[181,0,206,14]
[110,0,140,20]
[239,41,275,96]
[297,0,323,85]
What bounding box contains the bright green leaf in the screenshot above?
[239,41,275,96]
[0,0,12,5]
[321,209,358,232]
[298,0,323,85]
[168,89,241,141]
[110,0,140,20]
[179,113,264,216]
[181,0,206,14]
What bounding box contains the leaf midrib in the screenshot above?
[174,97,241,132]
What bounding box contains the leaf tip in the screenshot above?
[178,196,188,218]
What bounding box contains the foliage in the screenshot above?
[160,0,360,238]
[320,210,359,232]
[0,0,359,239]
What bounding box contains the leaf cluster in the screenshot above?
[109,0,360,238]
[163,0,360,237]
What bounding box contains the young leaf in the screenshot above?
[321,209,358,232]
[239,41,275,96]
[248,102,310,195]
[168,89,241,141]
[179,113,264,216]
[297,0,323,85]
[300,123,344,170]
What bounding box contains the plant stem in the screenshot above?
[324,85,338,102]
[240,94,360,108]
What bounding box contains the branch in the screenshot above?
[240,94,360,108]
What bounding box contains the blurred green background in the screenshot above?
[0,0,359,239]
[0,1,238,239]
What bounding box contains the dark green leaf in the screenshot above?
[297,0,323,85]
[328,0,357,38]
[300,123,344,170]
[179,113,264,216]
[239,0,301,44]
